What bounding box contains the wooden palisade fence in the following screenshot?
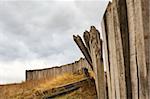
[73,0,149,99]
[102,0,149,99]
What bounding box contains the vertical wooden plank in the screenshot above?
[116,0,132,98]
[149,1,150,97]
[148,1,150,96]
[101,19,109,99]
[102,0,149,99]
[125,0,149,98]
[134,0,149,98]
[140,0,150,98]
[89,26,105,99]
[101,3,112,98]
[111,1,127,99]
[126,0,139,98]
[103,1,128,99]
[105,3,117,99]
[104,3,119,99]
[112,0,132,98]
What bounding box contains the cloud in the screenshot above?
[0,0,108,84]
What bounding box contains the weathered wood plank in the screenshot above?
[148,6,150,98]
[102,0,149,99]
[89,26,105,99]
[83,31,91,54]
[133,0,149,98]
[112,0,130,99]
[116,0,132,98]
[109,6,121,99]
[101,2,112,99]
[140,0,149,98]
[104,3,116,99]
[126,0,139,98]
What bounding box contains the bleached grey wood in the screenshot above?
[89,26,105,99]
[133,0,149,98]
[103,3,117,99]
[101,3,112,98]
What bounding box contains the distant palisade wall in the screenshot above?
[26,58,91,81]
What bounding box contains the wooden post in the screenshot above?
[104,4,115,99]
[126,0,139,98]
[89,26,105,99]
[101,2,113,99]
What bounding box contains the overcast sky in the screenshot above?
[0,0,108,84]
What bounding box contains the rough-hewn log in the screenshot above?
[73,35,93,70]
[89,26,105,99]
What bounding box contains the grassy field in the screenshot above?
[0,70,96,99]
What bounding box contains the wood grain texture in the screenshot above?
[104,4,116,99]
[101,3,112,98]
[89,26,105,99]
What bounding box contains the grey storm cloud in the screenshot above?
[0,0,108,61]
[0,0,108,83]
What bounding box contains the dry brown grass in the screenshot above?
[0,79,44,99]
[0,70,95,99]
[36,72,85,91]
[55,78,97,99]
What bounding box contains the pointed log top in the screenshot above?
[77,35,81,38]
[84,30,89,33]
[90,26,96,32]
[73,35,77,40]
[84,31,90,35]
[84,31,89,37]
[91,26,96,29]
[106,1,112,11]
[73,35,76,38]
